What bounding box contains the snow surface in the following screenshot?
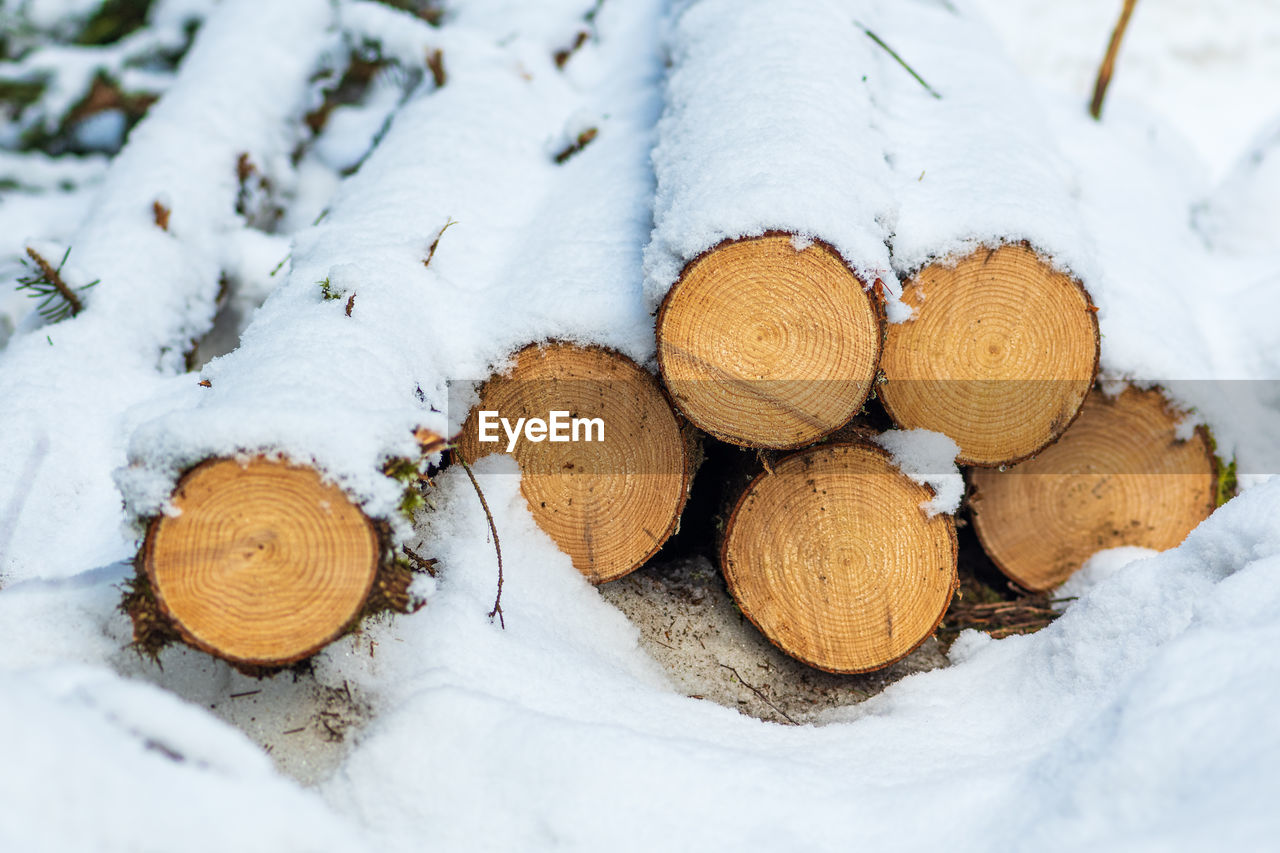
[869,0,1097,285]
[0,0,334,582]
[872,427,963,516]
[2,0,1280,850]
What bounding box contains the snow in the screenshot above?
[7,458,1280,850]
[872,427,963,516]
[0,0,334,582]
[2,0,1280,849]
[1056,546,1158,607]
[869,0,1098,286]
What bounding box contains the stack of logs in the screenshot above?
[126,0,1222,677]
[453,242,1218,675]
[135,241,1218,675]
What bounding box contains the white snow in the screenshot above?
[6,457,1280,850]
[872,427,963,516]
[869,0,1098,287]
[0,0,335,582]
[2,0,1280,850]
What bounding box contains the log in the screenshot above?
[457,343,694,584]
[138,458,383,666]
[644,0,899,448]
[879,244,1099,466]
[656,234,881,448]
[969,387,1217,591]
[720,442,957,674]
[866,4,1102,467]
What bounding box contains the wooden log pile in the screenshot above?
[81,0,1224,676]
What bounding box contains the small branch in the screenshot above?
[1090,0,1139,120]
[858,24,941,100]
[553,127,598,164]
[401,545,439,576]
[719,664,797,725]
[424,218,457,268]
[452,447,505,628]
[426,49,446,88]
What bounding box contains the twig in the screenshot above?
[719,664,797,725]
[426,49,446,88]
[452,447,505,628]
[857,24,941,99]
[553,127,598,164]
[1090,0,1139,120]
[424,218,457,268]
[401,544,439,576]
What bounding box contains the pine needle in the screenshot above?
[17,247,97,323]
[857,23,942,100]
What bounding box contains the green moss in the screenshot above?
[1205,429,1238,508]
[383,457,420,483]
[1216,458,1238,508]
[0,77,47,112]
[75,0,154,46]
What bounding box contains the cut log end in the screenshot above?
[721,442,958,674]
[458,343,693,585]
[656,234,881,449]
[970,387,1217,592]
[880,244,1099,466]
[141,458,381,666]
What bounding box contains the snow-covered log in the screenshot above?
[719,440,957,673]
[446,0,699,585]
[871,0,1100,467]
[116,0,679,662]
[969,386,1218,591]
[644,0,893,449]
[0,0,334,583]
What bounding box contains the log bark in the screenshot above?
[879,244,1100,466]
[457,342,696,584]
[968,386,1216,591]
[719,441,957,674]
[655,234,881,449]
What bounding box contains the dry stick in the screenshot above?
[856,24,941,100]
[426,49,447,88]
[452,447,505,629]
[718,664,797,725]
[1089,0,1139,120]
[152,200,170,231]
[424,218,457,267]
